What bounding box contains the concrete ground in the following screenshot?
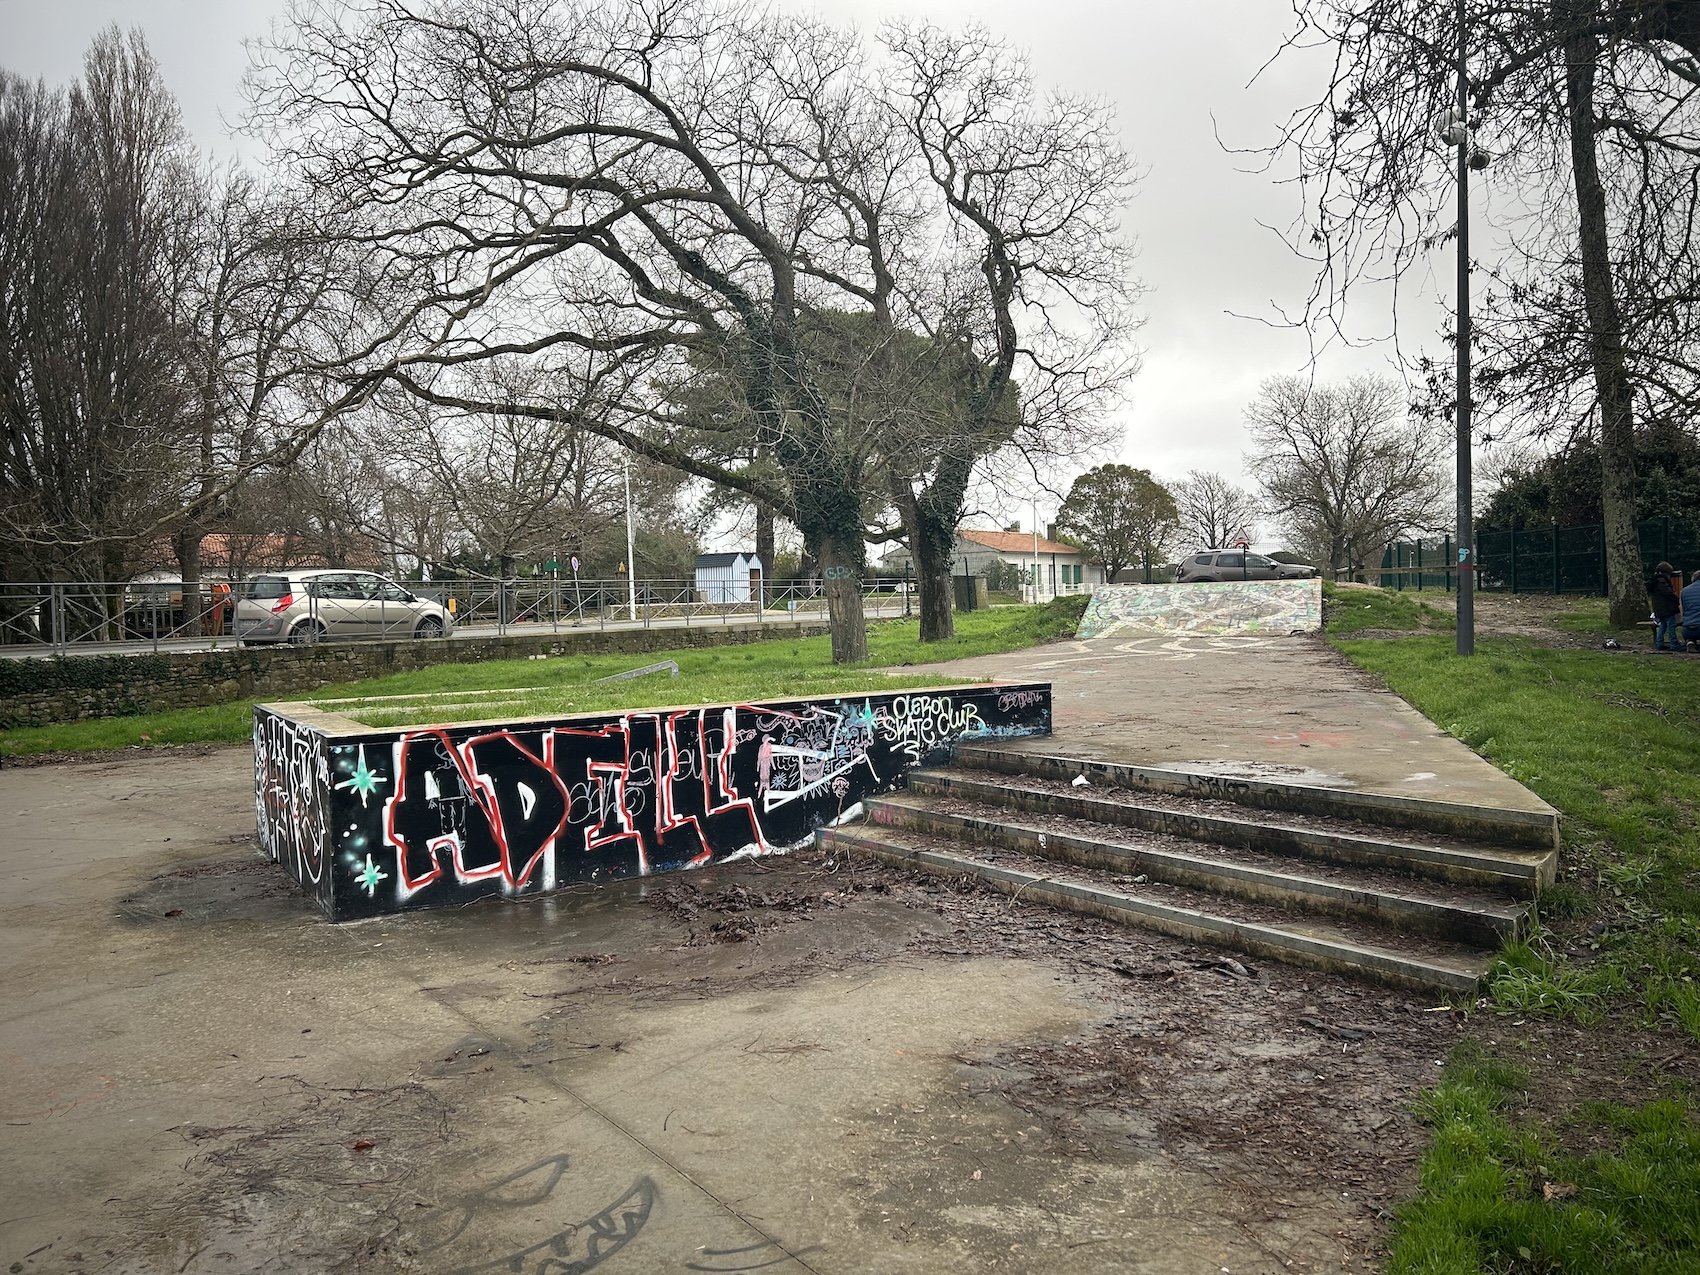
[1,633,1551,1274]
[909,632,1554,819]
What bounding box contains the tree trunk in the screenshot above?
[912,532,954,641]
[755,501,775,607]
[889,478,957,642]
[815,530,868,662]
[175,526,205,637]
[895,450,974,642]
[1567,21,1643,628]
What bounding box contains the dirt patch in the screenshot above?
[0,741,236,769]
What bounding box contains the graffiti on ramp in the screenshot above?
[1077,581,1322,638]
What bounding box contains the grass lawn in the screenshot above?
[1332,591,1700,1273]
[1390,1041,1700,1274]
[0,596,1087,756]
[1335,631,1700,1037]
[1323,580,1456,633]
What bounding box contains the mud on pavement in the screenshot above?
[0,744,1600,1275]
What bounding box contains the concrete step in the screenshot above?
[909,769,1556,896]
[953,743,1560,854]
[866,794,1529,948]
[818,824,1491,995]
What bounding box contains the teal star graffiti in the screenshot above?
[334,744,387,808]
[353,853,388,897]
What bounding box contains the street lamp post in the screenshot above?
[1444,0,1477,656]
[623,454,638,622]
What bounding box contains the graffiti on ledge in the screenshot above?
[254,683,1050,920]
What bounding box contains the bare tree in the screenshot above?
[247,1,1141,659]
[0,29,199,610]
[1172,470,1261,554]
[1262,1,1700,625]
[1246,375,1448,578]
[166,170,360,629]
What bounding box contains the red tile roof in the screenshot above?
[961,529,1082,556]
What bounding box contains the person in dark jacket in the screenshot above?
[1649,561,1681,651]
[1683,572,1700,651]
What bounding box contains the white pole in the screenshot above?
[624,454,638,621]
[1032,501,1041,603]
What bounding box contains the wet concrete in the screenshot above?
[0,747,1375,1275]
[904,632,1555,820]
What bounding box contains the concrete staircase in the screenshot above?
[818,743,1560,995]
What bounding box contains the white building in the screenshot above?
[881,527,1105,601]
[694,551,765,603]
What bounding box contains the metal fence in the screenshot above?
[0,574,920,653]
[1378,517,1700,594]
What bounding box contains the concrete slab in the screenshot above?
[2,747,1402,1275]
[903,632,1555,823]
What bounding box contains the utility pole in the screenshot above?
[1031,503,1041,604]
[624,454,638,622]
[1447,0,1477,656]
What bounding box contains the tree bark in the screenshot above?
[755,500,774,607]
[814,530,868,662]
[174,526,206,637]
[1566,20,1644,628]
[888,457,970,642]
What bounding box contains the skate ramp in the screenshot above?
[1077,580,1322,638]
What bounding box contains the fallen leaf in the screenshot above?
[352,1139,375,1152]
[1543,1181,1577,1201]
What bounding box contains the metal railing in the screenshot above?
[0,575,924,654]
[423,575,915,635]
[0,580,240,652]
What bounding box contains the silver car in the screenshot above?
[1174,551,1318,583]
[235,569,453,645]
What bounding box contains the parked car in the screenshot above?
[1174,551,1318,583]
[235,570,453,645]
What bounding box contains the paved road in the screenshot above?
[0,599,914,659]
[0,745,1364,1275]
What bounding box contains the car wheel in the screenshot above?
[289,619,327,646]
[414,616,445,640]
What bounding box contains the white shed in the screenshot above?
[694,552,765,603]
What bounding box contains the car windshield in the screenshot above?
[240,576,290,600]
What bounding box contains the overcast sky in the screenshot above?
[1,0,1447,541]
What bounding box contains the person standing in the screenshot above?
[1648,561,1681,651]
[1682,570,1700,651]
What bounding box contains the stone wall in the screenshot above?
[0,621,830,728]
